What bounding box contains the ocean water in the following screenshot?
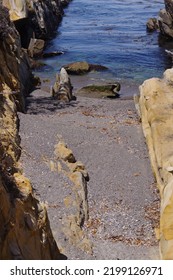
[37,0,172,94]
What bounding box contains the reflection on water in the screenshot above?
[35,0,172,96]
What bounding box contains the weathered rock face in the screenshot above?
[158,0,173,38]
[0,94,61,259]
[2,0,71,48]
[0,4,32,111]
[138,68,173,259]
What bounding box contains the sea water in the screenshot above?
[37,0,172,96]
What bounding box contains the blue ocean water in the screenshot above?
[38,0,172,92]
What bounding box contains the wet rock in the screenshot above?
[3,0,64,47]
[51,68,76,101]
[77,83,121,98]
[42,51,64,58]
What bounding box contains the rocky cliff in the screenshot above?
[158,0,173,39]
[0,4,62,260]
[138,68,173,259]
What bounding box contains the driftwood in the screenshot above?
[51,68,76,101]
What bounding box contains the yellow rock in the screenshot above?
[138,69,173,259]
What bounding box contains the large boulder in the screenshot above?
[138,68,173,259]
[64,61,108,75]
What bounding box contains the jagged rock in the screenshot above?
[146,18,159,32]
[0,94,62,259]
[64,61,108,75]
[138,68,173,259]
[51,68,76,101]
[0,4,32,112]
[53,140,92,253]
[28,38,45,57]
[77,83,121,98]
[158,0,173,38]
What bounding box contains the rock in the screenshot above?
[64,61,90,75]
[158,0,173,38]
[3,0,28,21]
[138,68,173,259]
[0,93,62,259]
[51,68,76,101]
[3,0,64,48]
[42,51,64,58]
[64,61,108,75]
[77,83,121,98]
[0,4,32,112]
[146,18,159,32]
[28,38,45,57]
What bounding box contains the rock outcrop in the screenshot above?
[0,5,62,260]
[158,0,173,38]
[138,68,173,259]
[0,4,32,112]
[2,0,71,48]
[0,93,62,259]
[51,68,76,101]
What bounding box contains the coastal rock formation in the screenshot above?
[0,93,61,259]
[0,4,32,112]
[146,18,159,32]
[158,0,173,38]
[51,68,76,101]
[2,0,71,48]
[0,5,62,260]
[138,68,173,259]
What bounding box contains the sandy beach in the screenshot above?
[18,85,160,259]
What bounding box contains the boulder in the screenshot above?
[0,4,32,112]
[51,68,76,101]
[64,61,108,75]
[138,68,173,259]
